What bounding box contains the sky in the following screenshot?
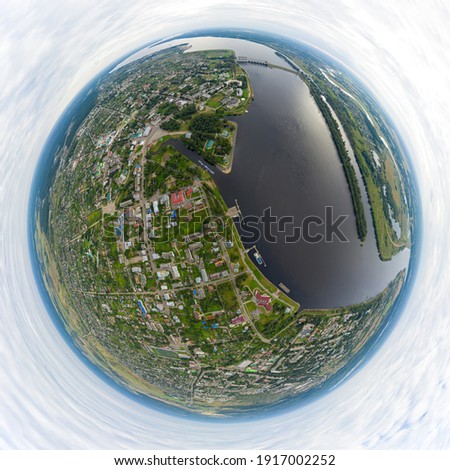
[0,0,449,449]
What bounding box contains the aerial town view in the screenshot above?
[35,36,415,414]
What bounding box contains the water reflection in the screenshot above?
[165,37,410,308]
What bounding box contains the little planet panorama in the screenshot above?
[33,32,418,415]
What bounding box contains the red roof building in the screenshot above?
[255,291,273,312]
[171,190,185,206]
[231,315,246,325]
[186,187,193,198]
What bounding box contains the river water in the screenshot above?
[151,37,410,308]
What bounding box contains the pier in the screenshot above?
[227,199,243,220]
[246,245,267,267]
[279,283,291,294]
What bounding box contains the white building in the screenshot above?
[200,268,209,283]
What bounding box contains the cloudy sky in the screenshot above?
[0,0,449,449]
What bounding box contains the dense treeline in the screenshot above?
[323,86,402,259]
[309,83,368,241]
[183,114,225,165]
[215,136,232,156]
[295,47,411,258]
[190,115,222,133]
[160,118,181,131]
[236,74,248,90]
[174,103,196,120]
[159,103,196,132]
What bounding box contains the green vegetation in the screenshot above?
[216,281,239,312]
[309,84,367,241]
[184,114,234,166]
[35,40,409,414]
[275,46,413,260]
[173,103,196,120]
[86,208,102,227]
[160,118,181,131]
[145,145,202,197]
[157,102,178,116]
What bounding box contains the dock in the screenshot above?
[198,159,214,175]
[227,199,243,220]
[227,206,239,218]
[279,283,290,294]
[246,245,267,267]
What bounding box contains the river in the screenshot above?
[141,36,410,308]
